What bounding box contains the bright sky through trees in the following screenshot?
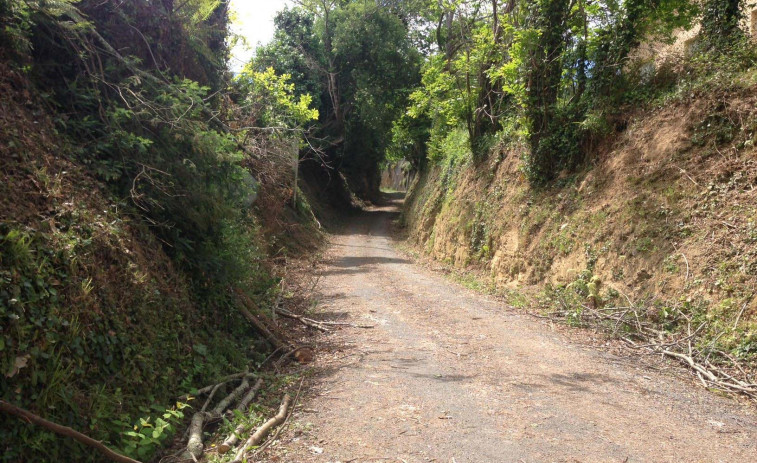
[229,0,292,71]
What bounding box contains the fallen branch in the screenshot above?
[213,375,253,414]
[276,307,374,330]
[733,299,749,330]
[217,379,265,454]
[231,394,292,463]
[622,338,757,398]
[178,371,250,401]
[187,373,261,458]
[313,319,375,329]
[202,383,223,412]
[218,424,246,454]
[234,288,290,351]
[275,308,330,332]
[253,378,304,457]
[547,290,756,400]
[0,400,142,463]
[237,378,264,412]
[186,411,206,459]
[186,374,255,458]
[181,373,244,443]
[659,349,757,396]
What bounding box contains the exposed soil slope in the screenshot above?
[270,195,756,463]
[402,84,757,354]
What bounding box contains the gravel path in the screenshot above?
[271,194,757,463]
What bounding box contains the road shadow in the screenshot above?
[375,191,406,206]
[319,252,412,277]
[512,372,621,395]
[330,191,406,237]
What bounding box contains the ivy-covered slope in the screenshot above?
[0,57,259,463]
[0,1,319,461]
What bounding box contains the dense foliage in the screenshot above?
[254,0,422,199]
[390,0,754,184]
[0,0,317,461]
[242,0,755,191]
[1,0,755,460]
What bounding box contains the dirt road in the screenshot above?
[272,194,757,463]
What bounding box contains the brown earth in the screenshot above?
[265,194,757,463]
[400,91,757,332]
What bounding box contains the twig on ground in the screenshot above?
[548,290,756,399]
[622,338,757,398]
[733,300,749,330]
[178,372,250,401]
[275,308,331,332]
[680,253,690,282]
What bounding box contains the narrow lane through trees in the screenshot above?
[275,194,756,463]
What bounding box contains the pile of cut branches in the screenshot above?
[542,289,757,399]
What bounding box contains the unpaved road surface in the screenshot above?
[272,195,757,463]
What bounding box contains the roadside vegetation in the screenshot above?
[0,1,319,461]
[397,0,757,399]
[2,0,757,461]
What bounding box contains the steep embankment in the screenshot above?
[404,81,757,357]
[0,53,317,463]
[0,63,257,461]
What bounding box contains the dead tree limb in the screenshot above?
[315,320,375,329]
[231,394,292,463]
[186,412,206,459]
[178,371,250,401]
[217,378,265,454]
[234,288,290,351]
[213,375,253,415]
[622,339,757,397]
[275,308,330,332]
[186,374,255,458]
[218,423,246,454]
[658,349,757,396]
[238,304,289,351]
[253,378,304,457]
[275,307,374,330]
[237,378,264,412]
[0,400,143,463]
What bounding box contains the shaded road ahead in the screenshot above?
[274,194,756,463]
